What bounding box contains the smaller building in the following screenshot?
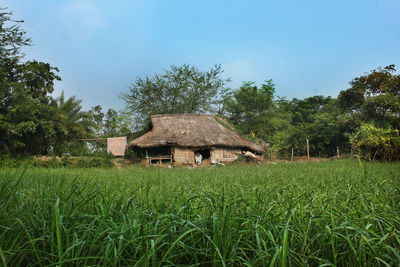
[127,114,266,165]
[107,136,127,156]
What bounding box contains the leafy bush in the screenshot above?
[30,156,114,168]
[125,148,141,163]
[0,154,33,167]
[33,157,62,168]
[75,157,114,168]
[61,156,74,167]
[350,123,400,161]
[89,157,114,168]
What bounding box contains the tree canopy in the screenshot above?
[223,80,280,142]
[337,65,400,160]
[337,64,400,129]
[0,8,92,155]
[121,64,228,126]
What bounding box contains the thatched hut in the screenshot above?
[127,114,266,165]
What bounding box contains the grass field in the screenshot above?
[0,159,399,266]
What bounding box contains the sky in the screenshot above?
[3,0,400,111]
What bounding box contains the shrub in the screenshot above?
[33,157,63,168]
[350,123,400,161]
[125,148,141,163]
[61,156,74,167]
[75,157,114,168]
[0,154,33,168]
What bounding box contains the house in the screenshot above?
[127,114,266,165]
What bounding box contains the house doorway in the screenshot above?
[194,148,210,159]
[194,148,210,165]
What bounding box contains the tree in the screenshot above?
[336,65,400,161]
[0,8,62,154]
[87,105,104,137]
[121,64,228,126]
[285,96,334,125]
[0,8,30,60]
[337,65,400,129]
[51,91,94,156]
[0,8,31,119]
[224,80,289,144]
[0,60,61,154]
[114,109,137,137]
[270,96,343,157]
[103,109,118,137]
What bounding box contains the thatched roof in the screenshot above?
[128,114,266,153]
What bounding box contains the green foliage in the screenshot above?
[103,108,119,136]
[335,65,400,161]
[0,60,61,154]
[87,105,104,137]
[349,123,400,161]
[0,8,94,156]
[337,64,400,129]
[60,156,74,167]
[30,156,114,168]
[51,91,94,156]
[0,154,114,168]
[0,160,399,265]
[275,96,344,156]
[0,153,33,167]
[0,10,61,154]
[75,157,114,168]
[224,80,276,141]
[223,83,347,157]
[101,108,137,138]
[121,64,228,126]
[124,148,141,163]
[0,8,30,61]
[87,106,137,139]
[32,157,60,168]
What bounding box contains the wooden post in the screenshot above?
[337,146,340,159]
[145,149,149,163]
[291,147,294,162]
[306,138,310,160]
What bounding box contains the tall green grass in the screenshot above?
[0,160,399,266]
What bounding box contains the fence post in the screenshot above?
[291,147,294,162]
[306,138,310,160]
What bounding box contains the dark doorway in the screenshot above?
[194,148,210,159]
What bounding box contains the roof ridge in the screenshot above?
[150,113,214,118]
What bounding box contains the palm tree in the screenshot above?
[52,91,94,155]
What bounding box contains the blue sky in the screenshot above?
[3,0,400,111]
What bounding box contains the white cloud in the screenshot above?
[62,0,106,30]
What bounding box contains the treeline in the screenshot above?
[1,8,399,161]
[220,71,399,160]
[121,64,400,161]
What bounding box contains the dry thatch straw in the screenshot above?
[128,114,266,153]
